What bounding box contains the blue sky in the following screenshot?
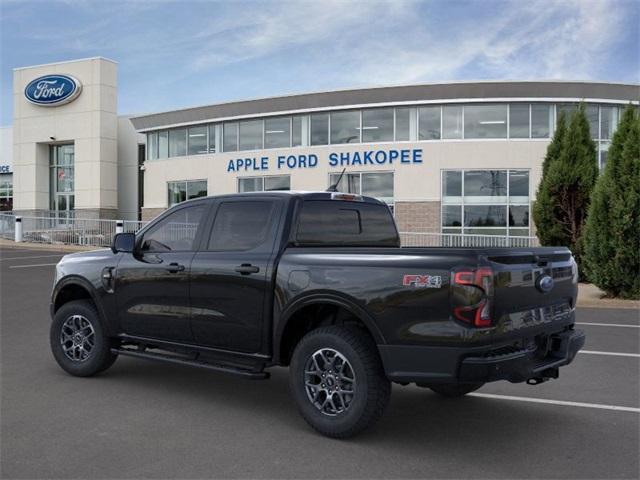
[1,0,638,126]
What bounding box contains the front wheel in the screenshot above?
[50,300,118,377]
[289,325,391,438]
[428,382,484,398]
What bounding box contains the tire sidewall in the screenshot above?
[290,330,373,435]
[50,301,112,377]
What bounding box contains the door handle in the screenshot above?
[235,264,260,275]
[166,262,185,273]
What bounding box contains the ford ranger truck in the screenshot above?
[50,192,585,438]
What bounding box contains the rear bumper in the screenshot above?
[379,328,585,384]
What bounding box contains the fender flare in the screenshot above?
[51,276,115,336]
[274,291,386,364]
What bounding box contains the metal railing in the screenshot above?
[0,213,15,240]
[400,232,540,248]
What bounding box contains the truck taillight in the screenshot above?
[452,267,494,328]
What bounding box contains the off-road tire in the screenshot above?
[289,325,391,438]
[50,300,118,377]
[428,382,484,398]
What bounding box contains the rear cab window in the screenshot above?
[295,200,399,247]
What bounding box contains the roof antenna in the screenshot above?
[326,168,347,192]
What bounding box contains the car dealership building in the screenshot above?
[6,57,638,236]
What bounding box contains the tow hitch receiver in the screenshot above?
[527,367,559,385]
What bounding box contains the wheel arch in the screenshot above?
[274,292,386,366]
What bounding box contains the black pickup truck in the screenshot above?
[50,191,585,437]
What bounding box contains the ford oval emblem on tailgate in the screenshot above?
[536,274,554,293]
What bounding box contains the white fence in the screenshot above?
[400,232,540,248]
[0,213,541,249]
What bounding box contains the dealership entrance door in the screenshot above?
[50,144,75,221]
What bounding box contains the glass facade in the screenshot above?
[238,175,290,192]
[167,180,208,207]
[442,169,530,236]
[328,171,394,206]
[143,103,624,171]
[50,144,75,218]
[0,173,12,211]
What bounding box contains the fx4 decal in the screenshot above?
[403,274,442,288]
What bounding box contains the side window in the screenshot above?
[140,204,205,253]
[208,201,275,251]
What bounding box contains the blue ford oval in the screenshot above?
[24,74,82,106]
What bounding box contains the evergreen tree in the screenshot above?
[583,106,640,298]
[533,112,567,246]
[533,105,598,275]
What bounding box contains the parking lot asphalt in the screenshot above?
[1,245,638,479]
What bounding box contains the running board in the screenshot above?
[111,348,269,380]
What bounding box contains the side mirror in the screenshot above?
[112,232,136,254]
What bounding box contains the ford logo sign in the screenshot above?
[24,74,82,106]
[536,274,554,293]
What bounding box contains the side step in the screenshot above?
[111,348,269,380]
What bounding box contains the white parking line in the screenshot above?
[1,254,63,261]
[9,263,58,269]
[469,393,640,413]
[577,322,640,328]
[579,350,640,358]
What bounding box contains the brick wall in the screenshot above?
[394,201,441,233]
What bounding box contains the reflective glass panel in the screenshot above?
[238,177,263,192]
[264,117,291,149]
[310,113,329,145]
[208,125,216,153]
[509,171,529,198]
[169,128,187,157]
[362,108,394,142]
[187,180,207,200]
[330,111,360,144]
[239,120,263,150]
[600,106,619,140]
[362,172,393,203]
[292,116,303,146]
[509,206,529,227]
[147,132,158,160]
[158,131,168,159]
[395,107,411,141]
[329,173,360,194]
[223,122,238,152]
[188,126,208,155]
[509,104,529,138]
[464,104,507,139]
[464,170,507,200]
[531,104,552,138]
[419,106,441,140]
[464,205,507,227]
[442,106,463,139]
[265,176,290,191]
[442,171,462,197]
[443,205,462,227]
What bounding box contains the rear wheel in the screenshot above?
[428,382,484,398]
[289,325,390,438]
[50,300,118,377]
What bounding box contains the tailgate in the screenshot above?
[487,249,577,331]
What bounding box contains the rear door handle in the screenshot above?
[235,264,260,275]
[166,262,185,273]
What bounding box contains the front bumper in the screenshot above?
[379,328,585,384]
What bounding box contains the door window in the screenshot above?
[207,201,275,251]
[140,204,205,253]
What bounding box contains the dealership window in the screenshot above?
[531,104,552,138]
[167,180,208,207]
[331,110,360,144]
[464,104,507,139]
[585,104,599,140]
[442,105,463,139]
[0,174,12,211]
[362,108,394,143]
[169,128,187,157]
[158,131,168,159]
[265,117,291,149]
[310,113,329,145]
[395,107,411,141]
[329,171,394,207]
[50,144,75,219]
[442,169,529,236]
[238,175,290,192]
[239,120,263,150]
[419,106,441,140]
[600,106,619,140]
[147,132,158,160]
[223,122,239,152]
[509,104,529,138]
[208,124,217,153]
[187,126,208,155]
[292,116,303,147]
